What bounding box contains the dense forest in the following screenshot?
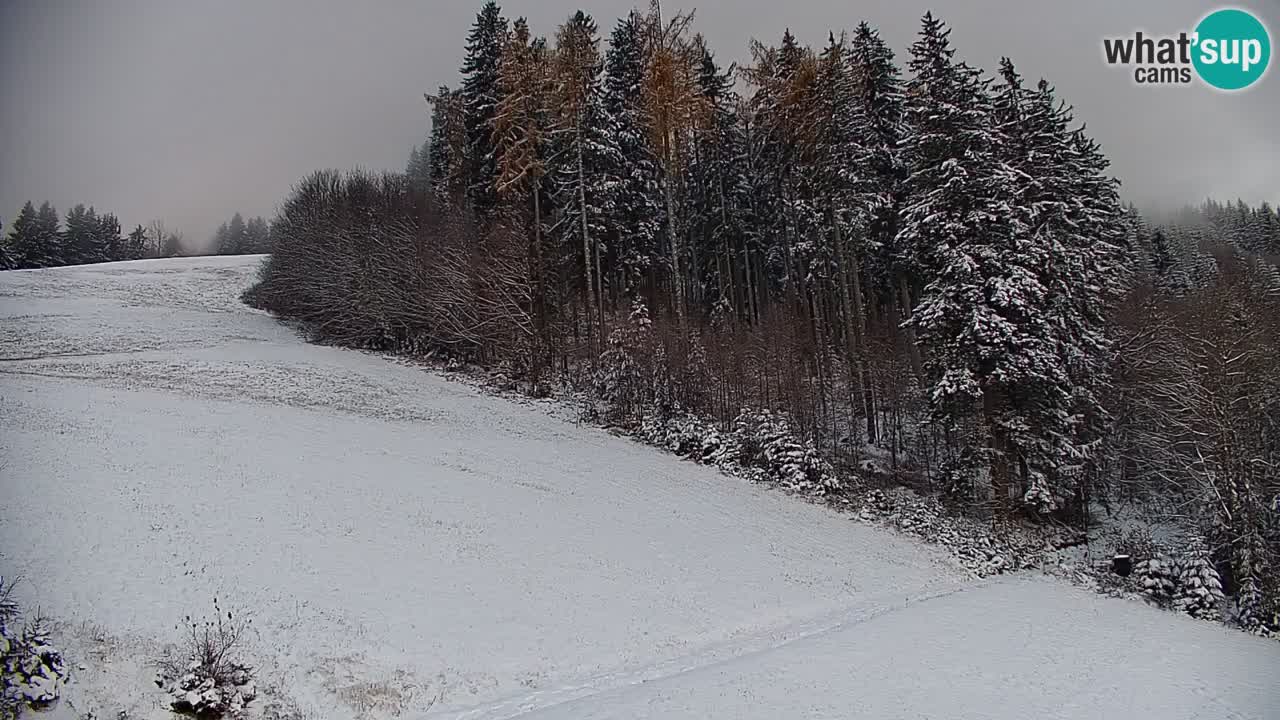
[248,2,1279,632]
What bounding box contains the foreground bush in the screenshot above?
[0,577,65,715]
[158,598,256,718]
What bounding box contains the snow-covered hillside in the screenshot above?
[1,257,1276,719]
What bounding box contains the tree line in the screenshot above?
[250,2,1278,632]
[1,201,188,270]
[212,212,273,256]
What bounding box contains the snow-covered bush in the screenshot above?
[1234,577,1271,635]
[1114,526,1162,563]
[1229,534,1278,635]
[1,577,66,715]
[1133,556,1177,600]
[596,302,655,424]
[159,598,256,718]
[637,414,725,465]
[1113,526,1177,602]
[1021,468,1060,515]
[629,407,843,496]
[854,487,1064,576]
[730,409,841,494]
[1172,536,1225,621]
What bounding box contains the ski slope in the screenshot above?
[1,257,1276,719]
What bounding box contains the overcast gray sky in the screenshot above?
[1,0,1276,249]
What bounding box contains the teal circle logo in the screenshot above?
[1192,8,1271,90]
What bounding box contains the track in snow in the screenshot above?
[1,257,1276,719]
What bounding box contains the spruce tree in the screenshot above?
[97,212,123,261]
[405,144,424,191]
[1060,124,1133,508]
[1173,535,1225,620]
[990,60,1123,505]
[0,219,11,270]
[459,1,509,217]
[245,216,271,254]
[35,203,62,266]
[126,225,148,260]
[1258,201,1280,254]
[849,21,907,302]
[426,86,466,203]
[225,213,247,255]
[214,222,231,255]
[602,11,663,295]
[548,10,620,340]
[6,202,45,269]
[61,204,98,266]
[898,13,1055,507]
[83,206,106,263]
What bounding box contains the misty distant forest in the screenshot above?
[0,204,271,269]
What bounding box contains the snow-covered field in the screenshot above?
[1,257,1276,719]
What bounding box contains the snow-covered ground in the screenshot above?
[0,257,1276,719]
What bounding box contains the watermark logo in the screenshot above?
[1103,7,1271,90]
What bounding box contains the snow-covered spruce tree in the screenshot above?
[1062,125,1136,511]
[1116,526,1177,599]
[5,201,45,269]
[33,202,61,266]
[1255,201,1280,255]
[405,142,432,193]
[596,300,655,423]
[1233,532,1274,633]
[98,212,124,261]
[1173,535,1225,620]
[990,60,1130,513]
[406,144,422,184]
[426,85,466,204]
[848,21,908,305]
[547,10,620,349]
[243,216,271,255]
[1134,556,1177,600]
[730,408,841,494]
[1146,228,1193,295]
[601,11,664,298]
[60,204,102,266]
[899,13,1064,510]
[220,212,248,255]
[459,1,509,218]
[1,578,66,713]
